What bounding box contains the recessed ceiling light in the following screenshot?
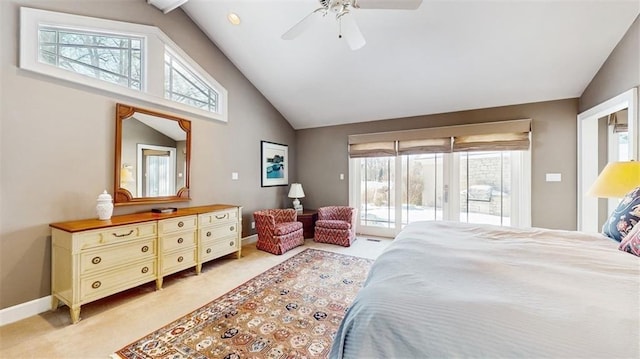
[227,13,241,25]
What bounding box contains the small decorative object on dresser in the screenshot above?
[95,190,113,220]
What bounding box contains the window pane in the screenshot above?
[165,51,219,113]
[39,45,57,65]
[145,155,172,197]
[401,154,444,225]
[618,132,629,161]
[360,157,395,228]
[460,151,510,226]
[38,27,143,91]
[39,29,56,43]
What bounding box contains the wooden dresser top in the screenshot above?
[50,204,240,233]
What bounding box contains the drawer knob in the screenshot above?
[206,231,212,237]
[141,245,149,253]
[206,248,212,254]
[91,256,102,265]
[177,256,184,263]
[91,281,101,289]
[177,237,184,244]
[141,266,149,274]
[112,229,134,238]
[229,241,234,247]
[178,221,184,228]
[229,226,235,231]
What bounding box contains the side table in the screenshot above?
[297,210,318,239]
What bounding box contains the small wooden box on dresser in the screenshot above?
[50,204,241,324]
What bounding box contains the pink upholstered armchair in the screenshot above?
[253,209,304,255]
[314,206,358,247]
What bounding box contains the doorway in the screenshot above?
[577,88,638,232]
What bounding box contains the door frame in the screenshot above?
[577,87,638,232]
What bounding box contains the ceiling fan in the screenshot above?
[282,0,423,51]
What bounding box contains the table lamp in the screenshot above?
[288,183,305,213]
[587,160,640,198]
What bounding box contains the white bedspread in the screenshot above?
[330,221,640,358]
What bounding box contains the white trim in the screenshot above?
[19,7,228,123]
[0,296,51,327]
[577,87,638,231]
[242,234,258,245]
[514,149,532,227]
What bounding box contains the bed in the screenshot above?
[330,221,640,358]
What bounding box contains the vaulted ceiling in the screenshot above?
[174,0,638,129]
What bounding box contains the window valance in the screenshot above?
[348,119,531,158]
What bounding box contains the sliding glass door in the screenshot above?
[351,151,530,237]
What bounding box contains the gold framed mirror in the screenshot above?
[114,103,191,206]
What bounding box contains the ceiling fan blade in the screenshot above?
[352,0,423,10]
[282,8,325,40]
[339,12,366,51]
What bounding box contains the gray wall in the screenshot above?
[580,15,640,112]
[0,0,295,309]
[297,99,579,231]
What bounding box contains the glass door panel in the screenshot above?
[360,157,396,231]
[459,151,510,226]
[401,154,444,226]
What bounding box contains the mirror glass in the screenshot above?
[115,103,191,206]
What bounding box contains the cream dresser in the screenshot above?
[50,204,242,323]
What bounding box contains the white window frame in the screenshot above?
[349,150,531,238]
[20,7,228,123]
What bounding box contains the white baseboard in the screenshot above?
[0,235,257,327]
[242,234,257,244]
[0,295,51,327]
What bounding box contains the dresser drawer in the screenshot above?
[80,238,156,275]
[76,222,157,250]
[199,222,238,242]
[158,215,197,235]
[198,209,238,227]
[201,235,239,262]
[160,230,197,252]
[162,247,197,275]
[80,258,156,303]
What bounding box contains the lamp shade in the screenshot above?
[587,161,640,198]
[288,183,305,198]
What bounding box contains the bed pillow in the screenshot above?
[602,186,640,242]
[619,224,640,257]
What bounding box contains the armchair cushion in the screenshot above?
[315,219,351,230]
[274,221,303,236]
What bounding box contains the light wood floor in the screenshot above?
[0,237,391,358]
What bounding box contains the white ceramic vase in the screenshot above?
[96,190,114,220]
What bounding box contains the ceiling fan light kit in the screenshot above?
[282,0,423,50]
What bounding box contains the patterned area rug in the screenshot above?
[113,249,373,359]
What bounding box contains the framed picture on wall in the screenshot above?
[261,140,289,187]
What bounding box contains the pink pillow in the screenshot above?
[619,224,640,257]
